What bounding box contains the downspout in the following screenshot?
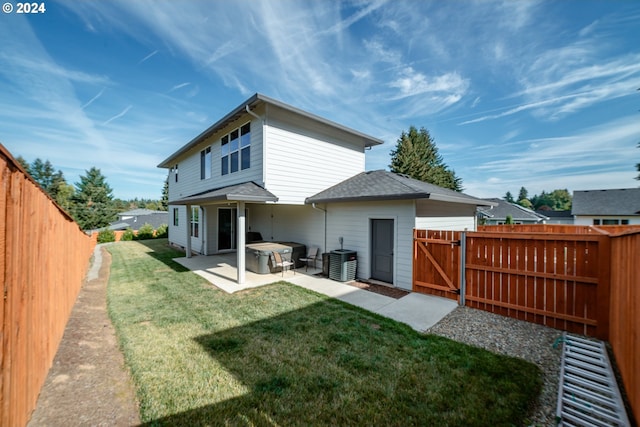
[245,105,267,187]
[312,203,327,255]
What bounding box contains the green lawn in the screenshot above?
[107,239,542,426]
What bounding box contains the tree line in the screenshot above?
[17,156,168,230]
[503,187,571,211]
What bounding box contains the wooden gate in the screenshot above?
[412,229,461,301]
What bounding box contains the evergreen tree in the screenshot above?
[16,156,30,172]
[636,142,640,181]
[389,126,462,191]
[504,191,514,203]
[29,158,56,192]
[71,167,116,230]
[161,177,169,211]
[517,187,528,202]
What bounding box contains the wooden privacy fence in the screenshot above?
[607,230,640,421]
[0,144,95,426]
[414,226,640,421]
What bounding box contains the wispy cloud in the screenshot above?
[102,105,132,126]
[138,49,158,64]
[82,88,105,109]
[169,82,190,93]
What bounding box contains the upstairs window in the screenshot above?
[174,164,178,182]
[221,122,250,175]
[200,147,211,179]
[240,123,251,170]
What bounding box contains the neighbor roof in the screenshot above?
[478,198,549,222]
[158,93,384,168]
[109,212,169,231]
[572,188,640,216]
[305,170,494,206]
[118,208,166,217]
[169,181,278,205]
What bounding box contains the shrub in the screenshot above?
[155,224,168,238]
[136,223,155,240]
[121,227,135,241]
[97,228,116,243]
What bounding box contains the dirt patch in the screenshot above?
[28,246,140,427]
[348,280,410,299]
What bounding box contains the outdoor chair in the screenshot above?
[299,247,319,271]
[272,251,295,276]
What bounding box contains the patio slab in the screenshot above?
[174,254,457,332]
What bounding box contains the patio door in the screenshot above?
[218,208,236,251]
[371,219,394,283]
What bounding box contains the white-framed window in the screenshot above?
[173,164,178,182]
[200,147,211,179]
[173,208,179,226]
[190,207,199,237]
[221,122,250,175]
[593,218,629,225]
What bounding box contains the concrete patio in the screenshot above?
[174,253,458,332]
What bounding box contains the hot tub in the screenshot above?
[245,242,307,274]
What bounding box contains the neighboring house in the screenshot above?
[158,93,492,289]
[108,209,168,231]
[536,209,573,225]
[572,188,640,226]
[477,198,549,225]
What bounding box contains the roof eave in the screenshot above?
[158,93,383,168]
[306,193,425,204]
[429,193,497,206]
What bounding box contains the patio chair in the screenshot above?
[272,251,295,276]
[299,247,319,271]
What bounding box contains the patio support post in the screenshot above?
[237,201,246,284]
[186,204,192,258]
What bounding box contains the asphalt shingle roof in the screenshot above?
[571,188,640,216]
[305,170,492,206]
[109,212,168,231]
[478,198,549,222]
[169,181,278,205]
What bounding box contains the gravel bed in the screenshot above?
[427,306,563,427]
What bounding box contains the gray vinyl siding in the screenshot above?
[249,204,325,251]
[415,200,477,231]
[324,200,415,290]
[168,113,264,202]
[168,205,189,249]
[264,105,366,205]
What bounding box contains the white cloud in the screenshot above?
[389,68,469,100]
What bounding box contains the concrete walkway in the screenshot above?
[174,254,457,332]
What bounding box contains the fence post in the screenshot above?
[459,231,466,306]
[596,234,611,340]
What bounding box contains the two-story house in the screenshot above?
[158,93,491,289]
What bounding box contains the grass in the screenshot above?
[107,239,542,426]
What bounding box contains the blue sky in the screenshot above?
[1,0,639,200]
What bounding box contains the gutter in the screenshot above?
[312,202,327,256]
[245,105,268,188]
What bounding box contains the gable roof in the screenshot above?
[169,181,278,205]
[158,93,384,168]
[305,170,493,206]
[478,198,549,222]
[572,188,640,216]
